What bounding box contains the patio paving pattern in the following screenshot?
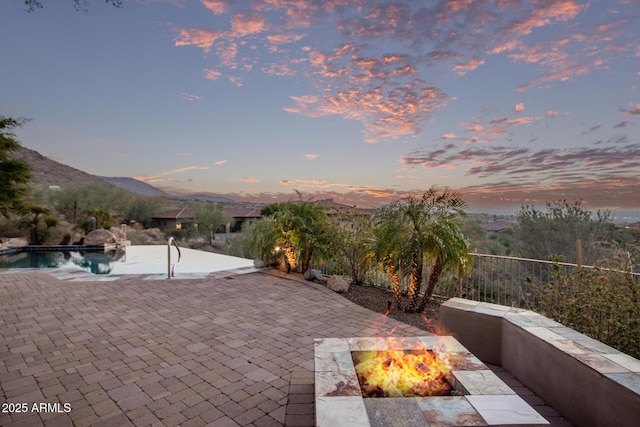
[0,270,425,426]
[0,269,573,426]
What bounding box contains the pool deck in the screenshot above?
[0,270,571,426]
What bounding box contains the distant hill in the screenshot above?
[15,146,114,190]
[15,145,247,205]
[186,193,236,203]
[99,176,171,198]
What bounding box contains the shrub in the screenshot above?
[533,264,640,359]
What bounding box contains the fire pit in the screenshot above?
[352,349,453,397]
[315,336,549,426]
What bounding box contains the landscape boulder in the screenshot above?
[83,229,117,246]
[109,227,127,242]
[327,275,350,293]
[253,259,265,268]
[0,237,29,249]
[304,269,324,283]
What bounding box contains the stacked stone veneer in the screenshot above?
[314,336,548,426]
[440,298,640,427]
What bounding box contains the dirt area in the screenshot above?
[340,283,445,335]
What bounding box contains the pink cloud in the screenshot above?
[453,56,485,76]
[243,176,260,183]
[305,154,318,159]
[261,63,296,77]
[515,102,525,112]
[500,1,584,38]
[174,28,222,53]
[201,0,226,15]
[133,166,209,183]
[171,0,638,144]
[619,103,640,115]
[203,69,222,80]
[231,12,266,36]
[266,33,306,45]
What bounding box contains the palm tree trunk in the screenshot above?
[406,250,423,313]
[284,244,297,272]
[302,247,313,273]
[417,256,443,313]
[386,262,404,310]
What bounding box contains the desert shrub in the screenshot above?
[126,228,166,245]
[225,228,257,260]
[0,216,28,239]
[532,264,640,359]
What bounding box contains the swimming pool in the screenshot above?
[0,249,122,274]
[0,245,257,276]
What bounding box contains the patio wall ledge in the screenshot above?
[440,297,640,427]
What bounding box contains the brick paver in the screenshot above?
[0,270,572,426]
[0,270,424,426]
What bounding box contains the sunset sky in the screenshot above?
[2,0,639,214]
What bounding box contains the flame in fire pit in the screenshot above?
[352,349,452,398]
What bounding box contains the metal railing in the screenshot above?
[167,237,182,278]
[311,253,640,308]
[462,253,640,308]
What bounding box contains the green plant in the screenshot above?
[0,116,32,217]
[252,200,327,273]
[533,264,640,359]
[373,187,469,313]
[18,204,58,245]
[325,209,375,285]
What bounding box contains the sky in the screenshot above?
[2,0,640,216]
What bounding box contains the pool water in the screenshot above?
[0,250,124,274]
[0,245,257,276]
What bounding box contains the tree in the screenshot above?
[374,188,469,313]
[195,203,232,246]
[327,209,375,286]
[24,0,122,12]
[19,203,58,245]
[373,202,412,310]
[0,116,31,218]
[123,197,162,228]
[252,200,327,273]
[51,184,129,227]
[514,200,615,264]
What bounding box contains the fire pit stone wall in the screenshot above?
[315,336,549,427]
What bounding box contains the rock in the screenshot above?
[327,275,350,293]
[304,269,324,283]
[109,227,127,242]
[83,229,117,246]
[253,259,265,268]
[1,237,29,249]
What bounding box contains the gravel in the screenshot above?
[340,283,444,335]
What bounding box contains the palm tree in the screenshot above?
[373,202,411,310]
[374,187,469,313]
[416,209,470,312]
[252,200,327,273]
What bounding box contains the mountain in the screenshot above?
[15,146,114,190]
[185,193,236,203]
[15,146,240,203]
[99,176,171,198]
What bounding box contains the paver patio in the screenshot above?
[0,269,572,426]
[0,270,426,426]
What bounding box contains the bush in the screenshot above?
[533,264,640,359]
[126,228,166,245]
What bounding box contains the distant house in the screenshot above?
[151,208,195,231]
[225,207,262,232]
[151,206,262,232]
